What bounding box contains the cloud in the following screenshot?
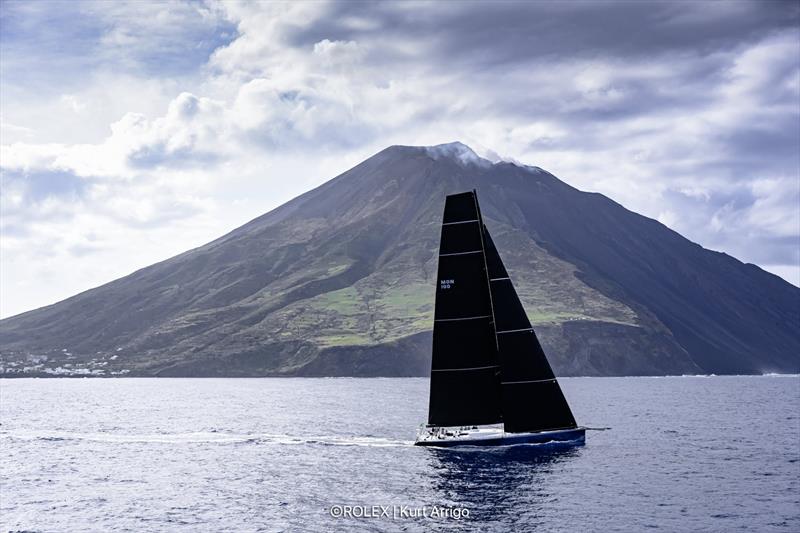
[0,0,237,86]
[124,92,229,168]
[1,0,798,317]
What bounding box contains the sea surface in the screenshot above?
[1,376,798,532]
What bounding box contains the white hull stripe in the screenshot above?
[439,250,482,257]
[497,327,534,334]
[435,315,491,322]
[433,365,499,372]
[442,219,479,226]
[490,277,510,281]
[501,378,556,385]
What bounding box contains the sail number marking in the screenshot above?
[440,279,455,289]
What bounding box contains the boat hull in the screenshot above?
[414,426,585,448]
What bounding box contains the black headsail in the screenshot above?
[483,226,578,433]
[427,191,502,427]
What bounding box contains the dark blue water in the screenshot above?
[1,376,798,531]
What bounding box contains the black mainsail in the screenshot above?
[428,191,502,427]
[427,190,578,434]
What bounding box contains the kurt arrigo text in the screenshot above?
[328,505,470,520]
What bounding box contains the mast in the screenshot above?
[473,190,500,354]
[483,226,578,433]
[427,191,502,427]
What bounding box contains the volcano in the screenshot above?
[1,142,798,377]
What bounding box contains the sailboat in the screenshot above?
[415,190,585,447]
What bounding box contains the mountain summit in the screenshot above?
[423,141,492,166]
[2,143,798,377]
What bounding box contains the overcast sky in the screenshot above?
[1,0,799,318]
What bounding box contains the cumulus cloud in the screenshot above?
[1,0,798,317]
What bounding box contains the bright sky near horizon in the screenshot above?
[1,0,799,318]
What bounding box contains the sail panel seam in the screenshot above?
[442,219,479,226]
[496,327,534,334]
[439,250,482,257]
[434,315,491,322]
[432,365,500,372]
[501,378,556,385]
[490,277,510,281]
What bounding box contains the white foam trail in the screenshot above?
[0,431,255,444]
[0,431,414,448]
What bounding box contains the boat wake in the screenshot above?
[0,431,414,448]
[0,430,588,450]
